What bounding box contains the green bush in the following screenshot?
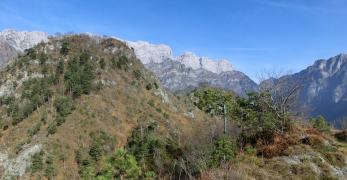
[105,149,141,179]
[193,88,284,145]
[28,122,42,137]
[25,48,37,59]
[89,143,103,161]
[153,82,159,89]
[209,137,237,167]
[126,123,185,178]
[11,106,24,125]
[75,131,116,177]
[64,55,94,97]
[22,101,36,118]
[116,55,129,70]
[144,171,156,179]
[1,95,15,105]
[56,59,64,74]
[81,149,142,180]
[193,88,234,117]
[54,95,73,117]
[47,122,57,135]
[31,151,44,173]
[127,123,163,164]
[99,58,106,69]
[47,74,59,85]
[133,70,142,80]
[15,78,53,124]
[147,99,155,107]
[309,116,330,132]
[45,155,56,179]
[146,83,152,90]
[55,115,66,126]
[39,53,48,65]
[60,42,69,55]
[41,64,49,75]
[41,111,48,124]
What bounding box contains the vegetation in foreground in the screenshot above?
[0,35,345,179]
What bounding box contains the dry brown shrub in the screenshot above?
[297,127,328,147]
[256,133,289,158]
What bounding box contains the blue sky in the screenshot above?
[1,0,347,81]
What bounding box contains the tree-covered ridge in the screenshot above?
[0,35,149,130]
[0,35,185,179]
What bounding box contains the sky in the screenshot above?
[1,0,347,81]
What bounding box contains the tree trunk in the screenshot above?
[223,103,227,134]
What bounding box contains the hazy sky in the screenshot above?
[1,0,347,81]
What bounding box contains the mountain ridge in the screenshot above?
[0,30,346,179]
[261,53,347,125]
[2,29,347,123]
[0,29,257,96]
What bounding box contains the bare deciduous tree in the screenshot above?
[257,68,301,133]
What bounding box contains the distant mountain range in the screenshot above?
[261,54,347,125]
[1,29,347,124]
[123,39,257,95]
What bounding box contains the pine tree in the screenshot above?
[60,42,69,55]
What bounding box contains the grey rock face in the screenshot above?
[0,29,48,67]
[263,54,347,124]
[122,38,256,95]
[0,40,17,67]
[145,59,258,96]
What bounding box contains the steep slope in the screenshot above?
[0,29,48,67]
[261,54,347,125]
[0,35,212,179]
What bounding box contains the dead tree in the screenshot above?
[257,69,301,133]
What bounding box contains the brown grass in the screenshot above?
[256,133,289,158]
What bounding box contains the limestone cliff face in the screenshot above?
[0,29,48,67]
[125,40,257,96]
[145,59,258,95]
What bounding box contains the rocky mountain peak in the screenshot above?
[176,51,234,74]
[109,38,252,95]
[263,53,347,125]
[176,51,203,69]
[122,39,234,74]
[125,40,173,64]
[310,54,347,78]
[0,29,48,52]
